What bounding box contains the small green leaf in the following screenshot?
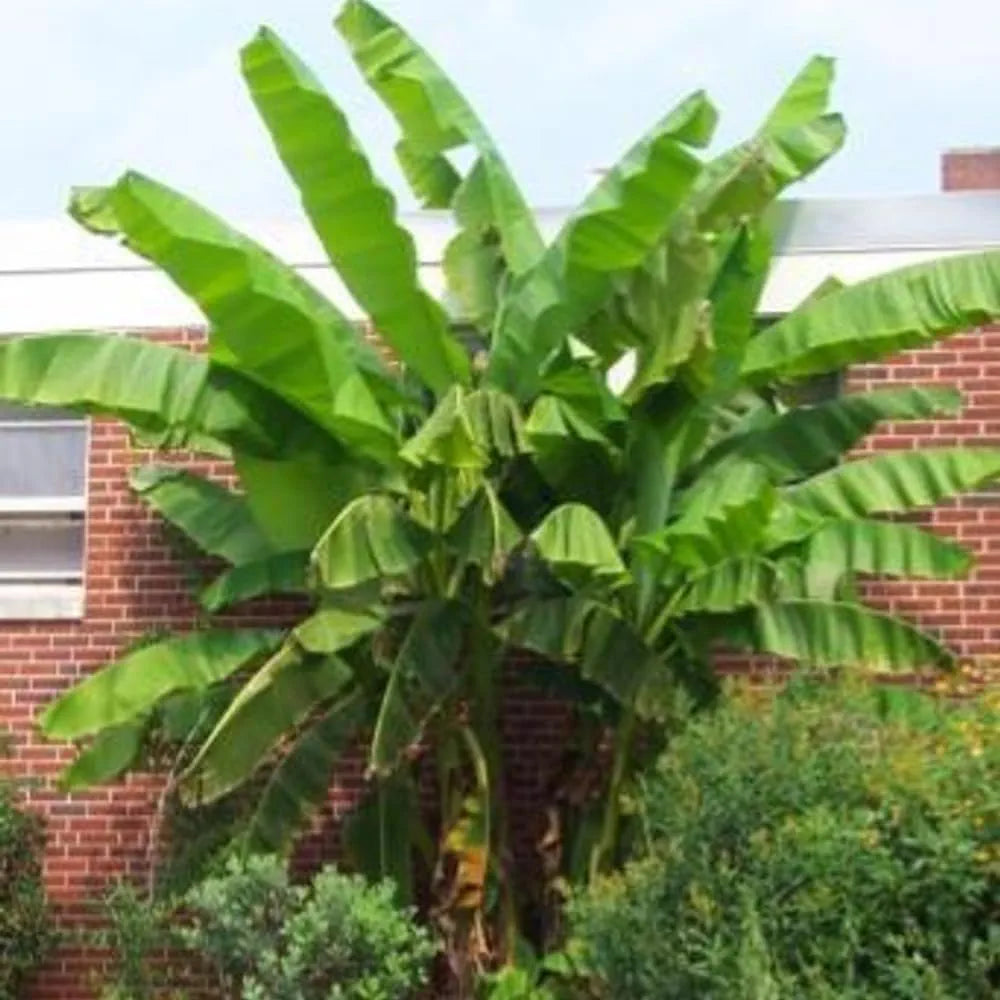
[531,504,626,586]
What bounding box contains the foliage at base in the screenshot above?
[179,854,436,1000]
[569,680,1000,999]
[0,741,53,1000]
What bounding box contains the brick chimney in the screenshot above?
[941,148,1000,191]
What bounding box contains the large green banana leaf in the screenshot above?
[241,28,469,396]
[39,630,281,741]
[703,386,963,481]
[245,689,369,853]
[70,175,398,462]
[673,557,781,615]
[335,0,544,276]
[57,719,147,791]
[502,597,672,719]
[749,600,953,670]
[0,333,290,456]
[743,251,1000,381]
[180,609,382,800]
[780,447,1000,521]
[486,92,712,396]
[802,520,973,595]
[180,646,353,804]
[130,465,273,565]
[661,460,776,568]
[199,551,309,613]
[370,600,466,775]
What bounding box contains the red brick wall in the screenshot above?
[849,332,1000,666]
[4,314,1000,996]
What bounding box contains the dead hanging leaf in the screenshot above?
[432,795,493,992]
[436,794,489,914]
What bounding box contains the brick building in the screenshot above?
[1,149,999,997]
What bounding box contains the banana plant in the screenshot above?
[1,1,1000,991]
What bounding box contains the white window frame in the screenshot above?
[0,407,87,621]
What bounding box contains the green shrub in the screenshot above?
[0,747,54,1000]
[180,854,436,1000]
[91,880,180,1000]
[569,680,1000,999]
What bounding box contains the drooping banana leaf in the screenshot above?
[399,386,486,470]
[502,596,673,719]
[742,251,1000,381]
[241,27,469,396]
[180,645,353,805]
[802,519,973,596]
[310,494,434,590]
[462,388,532,458]
[70,176,399,463]
[335,0,544,276]
[199,551,310,613]
[130,465,273,565]
[672,557,781,615]
[487,91,712,398]
[370,600,466,775]
[39,629,282,741]
[244,688,369,854]
[531,503,627,587]
[0,333,293,456]
[642,460,776,569]
[748,599,953,670]
[780,447,1000,522]
[702,386,963,481]
[57,719,148,791]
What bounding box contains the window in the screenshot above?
[0,403,86,618]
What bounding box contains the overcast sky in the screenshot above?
[2,0,998,223]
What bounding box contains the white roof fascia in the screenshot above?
[2,207,999,333]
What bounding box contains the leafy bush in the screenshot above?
[180,854,436,1000]
[569,680,1000,999]
[0,747,53,1000]
[91,880,179,1000]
